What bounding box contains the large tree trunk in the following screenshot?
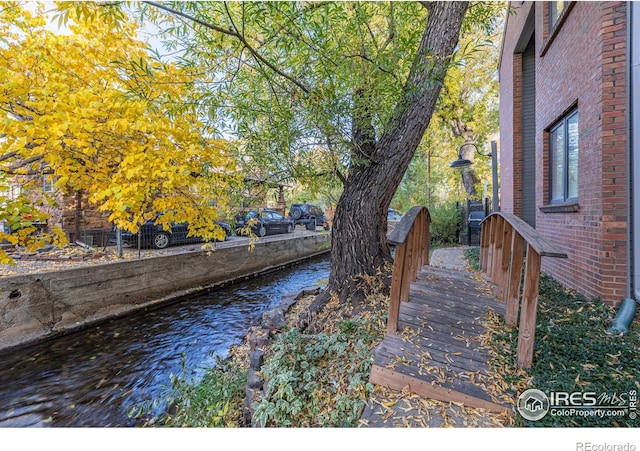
[304,2,469,321]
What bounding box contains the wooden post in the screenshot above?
[409,214,422,282]
[387,243,407,335]
[497,222,513,300]
[480,218,488,271]
[491,216,504,282]
[505,233,525,326]
[485,217,495,275]
[423,212,431,266]
[400,228,414,302]
[516,245,542,368]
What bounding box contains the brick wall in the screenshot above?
[499,2,629,306]
[595,1,628,303]
[499,2,533,215]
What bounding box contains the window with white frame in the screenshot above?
[549,108,578,203]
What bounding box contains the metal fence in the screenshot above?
[68,228,113,249]
[457,198,490,246]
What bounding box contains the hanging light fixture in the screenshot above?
[449,141,499,212]
[449,142,491,168]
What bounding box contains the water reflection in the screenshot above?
[0,256,329,427]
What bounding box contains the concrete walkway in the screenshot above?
[358,245,512,428]
[429,245,474,271]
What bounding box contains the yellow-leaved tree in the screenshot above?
[0,2,241,264]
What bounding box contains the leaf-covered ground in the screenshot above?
[465,247,640,428]
[155,249,514,428]
[137,246,640,428]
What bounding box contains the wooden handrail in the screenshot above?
[387,206,431,335]
[479,212,568,368]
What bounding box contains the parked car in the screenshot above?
[235,209,294,237]
[1,218,49,246]
[288,203,329,231]
[110,219,232,249]
[387,208,403,221]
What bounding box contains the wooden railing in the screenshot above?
[386,206,431,335]
[480,212,567,368]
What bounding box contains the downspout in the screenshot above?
[631,2,640,303]
[607,1,639,335]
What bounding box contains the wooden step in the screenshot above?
[369,365,510,414]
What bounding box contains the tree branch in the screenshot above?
[143,1,311,94]
[8,154,44,171]
[351,87,379,165]
[0,150,18,163]
[2,152,49,176]
[325,136,347,186]
[340,53,399,80]
[379,2,396,54]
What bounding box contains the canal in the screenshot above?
[0,255,330,427]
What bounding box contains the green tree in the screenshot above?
[434,20,501,198]
[145,1,473,308]
[392,5,504,210]
[61,1,491,309]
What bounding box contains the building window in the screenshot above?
[541,1,575,57]
[549,109,578,203]
[549,1,568,33]
[42,173,53,193]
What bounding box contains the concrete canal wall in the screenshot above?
[0,233,331,353]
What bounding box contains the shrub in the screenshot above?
[429,203,462,245]
[251,328,375,427]
[252,279,388,427]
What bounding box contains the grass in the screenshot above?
[464,246,480,271]
[465,247,640,427]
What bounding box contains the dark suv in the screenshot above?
[288,203,329,231]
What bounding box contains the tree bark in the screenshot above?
[74,190,82,243]
[302,2,469,323]
[459,140,480,197]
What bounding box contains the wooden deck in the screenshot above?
[369,264,511,413]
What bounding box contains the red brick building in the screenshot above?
[499,1,638,306]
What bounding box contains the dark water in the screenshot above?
[0,256,330,427]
